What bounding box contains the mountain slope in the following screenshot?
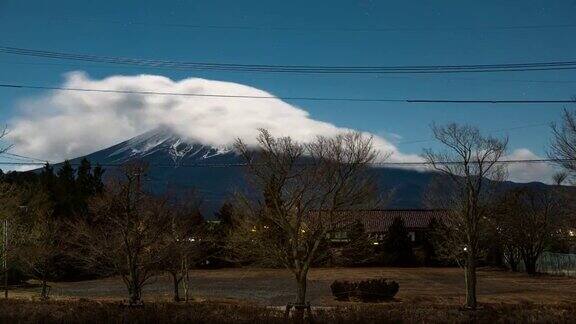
[72,128,246,214]
[69,128,549,217]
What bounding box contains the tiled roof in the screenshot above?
[331,209,448,233]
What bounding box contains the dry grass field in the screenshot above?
[10,267,576,306]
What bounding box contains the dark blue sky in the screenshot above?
[1,0,575,160]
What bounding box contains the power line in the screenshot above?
[47,18,576,33]
[0,152,51,163]
[2,46,576,74]
[4,60,576,85]
[0,158,572,169]
[0,121,552,166]
[0,83,403,103]
[410,99,572,104]
[1,121,552,167]
[0,83,573,104]
[396,123,550,145]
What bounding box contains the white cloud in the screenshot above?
[7,72,420,163]
[4,72,555,183]
[10,164,39,172]
[505,148,557,184]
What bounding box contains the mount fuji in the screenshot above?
[65,128,549,217]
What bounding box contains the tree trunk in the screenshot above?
[171,272,181,302]
[505,250,519,272]
[509,258,518,272]
[296,275,307,305]
[126,256,143,305]
[292,273,308,322]
[128,280,142,305]
[40,279,49,300]
[524,256,538,275]
[183,257,190,302]
[464,253,477,309]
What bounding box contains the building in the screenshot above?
[328,209,448,243]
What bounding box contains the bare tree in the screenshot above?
[550,109,576,181]
[0,181,22,297]
[160,191,204,302]
[229,130,381,317]
[494,187,563,275]
[68,163,172,305]
[423,123,507,310]
[0,126,13,155]
[15,190,60,300]
[487,203,521,272]
[0,126,21,297]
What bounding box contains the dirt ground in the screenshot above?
[10,267,576,306]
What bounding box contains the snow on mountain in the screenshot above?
[71,128,245,216]
[100,127,233,166]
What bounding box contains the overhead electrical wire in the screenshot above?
[2,46,576,74]
[0,83,573,104]
[4,60,576,85]
[0,47,569,166]
[0,155,40,163]
[1,152,52,163]
[0,158,572,169]
[0,119,557,170]
[396,123,550,145]
[46,18,576,33]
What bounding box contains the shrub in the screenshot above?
[356,278,399,302]
[331,278,399,302]
[330,280,355,301]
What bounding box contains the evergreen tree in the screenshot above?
[54,160,76,219]
[382,217,415,266]
[40,163,56,189]
[215,202,234,227]
[3,159,104,281]
[420,218,439,266]
[91,163,105,194]
[76,159,92,193]
[75,158,92,212]
[340,221,375,266]
[56,160,75,186]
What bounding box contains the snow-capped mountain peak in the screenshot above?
[98,127,234,166]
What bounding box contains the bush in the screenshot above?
[356,278,399,302]
[331,278,399,302]
[330,280,355,301]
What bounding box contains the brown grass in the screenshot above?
[1,299,576,323]
[12,267,576,306]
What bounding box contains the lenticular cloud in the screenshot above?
[7,72,418,163]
